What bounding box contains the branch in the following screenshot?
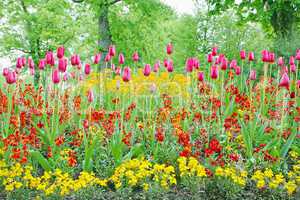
[109,0,121,6]
[72,0,84,3]
[9,47,32,54]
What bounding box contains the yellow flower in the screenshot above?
[264,168,273,178]
[284,181,297,195]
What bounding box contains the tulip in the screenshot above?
[79,74,83,81]
[132,52,139,62]
[52,69,60,84]
[185,58,194,73]
[115,67,121,75]
[261,50,269,62]
[290,64,296,73]
[83,119,89,129]
[30,68,35,76]
[104,54,111,62]
[216,54,224,64]
[210,66,218,79]
[220,58,227,70]
[235,66,241,75]
[71,54,77,66]
[197,71,204,82]
[122,67,131,82]
[289,56,295,65]
[16,58,23,69]
[163,59,169,68]
[119,53,125,65]
[153,61,160,72]
[111,63,115,71]
[166,43,173,55]
[84,63,91,75]
[46,51,55,66]
[22,57,26,66]
[57,46,65,59]
[2,68,9,76]
[38,59,46,70]
[143,64,151,76]
[212,46,218,56]
[87,89,94,103]
[281,66,288,74]
[296,50,300,60]
[230,60,237,69]
[58,58,67,72]
[278,57,284,66]
[166,60,174,72]
[279,72,290,89]
[28,57,35,69]
[63,73,69,81]
[94,53,101,64]
[248,52,254,61]
[6,71,17,84]
[240,50,246,60]
[249,70,257,80]
[297,80,300,88]
[207,53,213,63]
[268,52,275,63]
[193,58,200,69]
[109,45,116,57]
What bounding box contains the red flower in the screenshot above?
[55,135,65,147]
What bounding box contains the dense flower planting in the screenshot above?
[0,44,299,198]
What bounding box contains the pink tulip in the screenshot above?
[111,63,115,71]
[2,68,9,76]
[297,80,300,88]
[281,66,288,74]
[58,58,67,72]
[16,58,23,69]
[52,69,60,84]
[119,53,125,65]
[261,50,269,62]
[248,52,254,61]
[38,59,46,70]
[46,51,55,66]
[185,58,194,73]
[143,64,151,76]
[166,60,174,72]
[216,54,224,64]
[85,63,91,75]
[122,67,131,82]
[153,61,160,72]
[109,45,116,57]
[166,43,173,55]
[193,58,200,69]
[87,89,94,103]
[163,59,169,68]
[289,56,295,65]
[249,70,257,80]
[278,57,284,66]
[30,68,35,76]
[71,54,79,66]
[104,54,111,62]
[235,66,241,75]
[290,64,296,73]
[279,72,290,89]
[63,73,69,81]
[211,47,218,56]
[6,71,17,84]
[22,57,26,66]
[220,58,227,70]
[28,57,35,69]
[94,53,101,64]
[115,67,121,75]
[268,52,275,63]
[296,50,300,60]
[230,60,237,69]
[207,53,213,63]
[132,52,139,62]
[210,66,218,79]
[197,72,204,82]
[240,50,246,60]
[57,46,65,59]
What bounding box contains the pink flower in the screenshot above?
[166,43,173,55]
[46,51,55,66]
[153,61,160,72]
[290,64,296,73]
[248,52,254,61]
[289,56,295,65]
[207,53,213,63]
[52,69,60,84]
[261,50,269,62]
[163,59,169,68]
[57,46,65,59]
[278,57,284,66]
[166,60,174,72]
[122,67,131,82]
[58,58,67,72]
[279,72,290,89]
[193,58,200,69]
[185,58,194,73]
[85,63,91,75]
[212,46,218,56]
[296,49,300,60]
[230,60,237,69]
[119,53,125,65]
[115,67,121,75]
[16,57,23,69]
[235,66,241,75]
[109,45,116,57]
[94,53,101,64]
[268,52,275,63]
[249,70,257,80]
[240,50,246,60]
[71,54,80,66]
[143,64,151,76]
[63,73,69,81]
[210,66,218,79]
[132,52,139,62]
[2,68,9,76]
[6,70,17,84]
[39,59,46,70]
[220,58,227,70]
[28,57,35,69]
[87,89,94,103]
[197,71,204,82]
[104,54,111,62]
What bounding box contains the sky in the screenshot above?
[162,0,196,15]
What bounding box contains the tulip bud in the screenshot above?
[143,64,151,76]
[2,68,9,76]
[235,66,241,75]
[166,43,173,55]
[28,57,35,69]
[132,52,139,62]
[210,66,218,79]
[16,58,23,69]
[211,46,218,56]
[279,72,290,89]
[278,57,284,66]
[290,64,296,73]
[185,58,194,73]
[46,51,55,66]
[115,67,121,75]
[166,60,174,72]
[193,58,200,69]
[261,50,269,62]
[153,61,160,72]
[268,52,275,63]
[248,52,254,61]
[296,50,300,60]
[197,71,204,82]
[6,71,17,84]
[220,58,227,70]
[52,69,60,84]
[85,63,91,75]
[122,67,131,82]
[289,56,295,65]
[240,50,246,60]
[109,45,116,57]
[249,70,257,80]
[58,58,67,72]
[104,53,111,62]
[57,46,65,59]
[163,59,169,68]
[94,53,101,64]
[207,53,213,63]
[230,60,237,69]
[38,59,46,70]
[87,89,94,103]
[216,54,224,64]
[119,53,125,65]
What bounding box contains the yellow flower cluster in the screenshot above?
[215,166,247,187]
[177,157,206,177]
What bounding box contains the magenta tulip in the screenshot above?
[122,67,131,82]
[166,60,174,72]
[296,50,300,60]
[2,68,9,76]
[197,71,204,82]
[104,54,111,62]
[132,52,139,62]
[278,57,284,66]
[87,89,94,103]
[261,50,269,62]
[268,52,275,63]
[143,64,151,76]
[46,51,55,66]
[220,58,227,70]
[119,53,125,65]
[207,53,213,63]
[58,58,67,72]
[279,72,290,89]
[85,63,91,75]
[109,45,116,57]
[211,47,218,56]
[249,70,257,80]
[153,61,160,72]
[52,69,60,84]
[290,64,296,73]
[16,58,23,69]
[6,71,17,84]
[94,53,101,64]
[63,73,69,81]
[163,59,169,68]
[57,46,65,59]
[115,67,121,75]
[193,58,200,69]
[38,59,46,70]
[240,50,246,60]
[230,60,237,69]
[235,66,241,75]
[210,66,218,79]
[185,58,194,73]
[28,57,35,69]
[166,43,173,55]
[289,56,295,65]
[248,52,254,61]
